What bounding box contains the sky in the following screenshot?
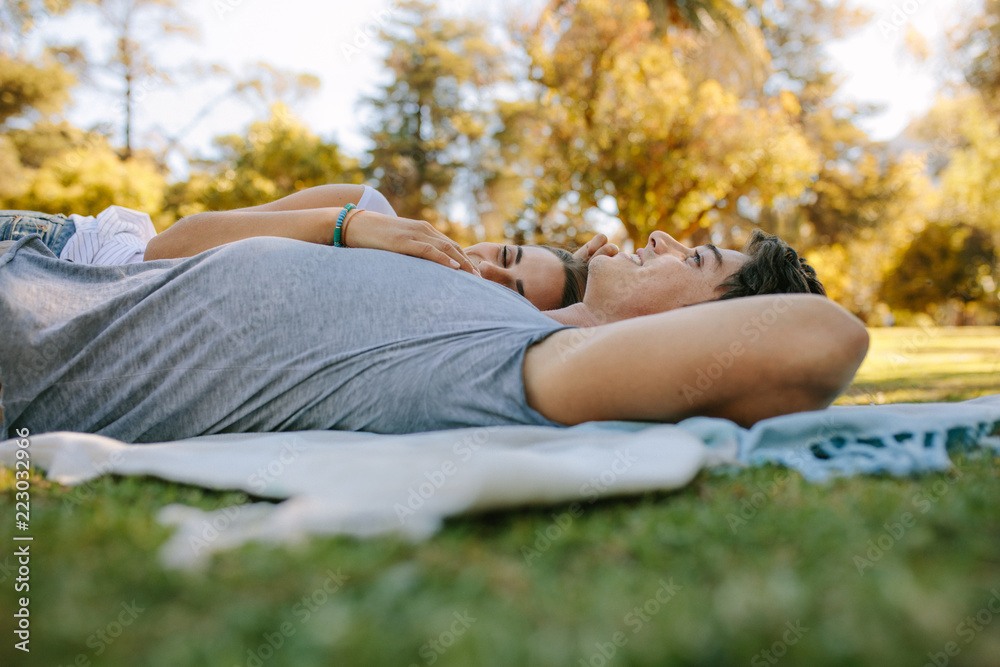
[42,0,981,174]
[827,0,977,137]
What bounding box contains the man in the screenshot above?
[0,224,866,443]
[525,229,859,428]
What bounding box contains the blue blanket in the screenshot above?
[680,393,1000,481]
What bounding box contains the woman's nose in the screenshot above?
[477,261,508,283]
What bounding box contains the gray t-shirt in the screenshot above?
[0,236,570,443]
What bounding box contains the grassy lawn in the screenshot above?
[2,327,999,667]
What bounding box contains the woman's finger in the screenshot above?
[407,222,480,276]
[439,243,480,276]
[574,233,609,262]
[409,242,473,273]
[588,233,608,253]
[592,243,619,258]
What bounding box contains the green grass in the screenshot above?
[3,327,1000,667]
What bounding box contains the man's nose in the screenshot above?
[647,230,690,258]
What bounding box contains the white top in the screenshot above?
[59,205,157,265]
[56,187,392,266]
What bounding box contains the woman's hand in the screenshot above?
[573,233,619,264]
[343,210,481,277]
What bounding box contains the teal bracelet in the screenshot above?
[333,204,356,247]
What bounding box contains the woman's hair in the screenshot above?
[718,229,826,300]
[539,245,588,308]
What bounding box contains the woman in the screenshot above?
[1,184,604,310]
[145,184,602,311]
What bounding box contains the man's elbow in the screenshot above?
[806,300,869,408]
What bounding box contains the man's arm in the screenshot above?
[523,294,869,428]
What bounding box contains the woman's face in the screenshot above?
[464,242,566,311]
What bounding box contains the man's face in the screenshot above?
[584,231,748,319]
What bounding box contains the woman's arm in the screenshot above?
[144,207,342,260]
[523,294,869,428]
[144,185,479,274]
[228,184,366,213]
[145,185,367,260]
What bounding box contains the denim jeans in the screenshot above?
[0,211,76,259]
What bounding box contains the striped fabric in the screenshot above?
[59,206,157,265]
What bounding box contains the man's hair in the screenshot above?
[718,229,826,300]
[539,245,588,308]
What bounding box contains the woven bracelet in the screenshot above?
[333,204,356,247]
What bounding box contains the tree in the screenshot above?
[881,222,998,324]
[79,0,198,157]
[28,0,320,163]
[0,0,81,128]
[751,0,919,250]
[362,0,506,238]
[0,0,169,214]
[501,0,816,246]
[0,127,165,217]
[164,104,362,224]
[953,0,1000,111]
[0,54,76,127]
[910,93,1000,238]
[159,61,322,164]
[759,0,869,110]
[0,53,76,202]
[645,0,771,93]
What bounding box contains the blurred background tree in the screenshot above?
[361,0,506,243]
[164,104,362,226]
[81,0,198,157]
[491,0,820,248]
[882,222,997,325]
[2,0,997,324]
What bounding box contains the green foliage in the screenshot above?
[0,129,165,216]
[882,222,998,324]
[753,0,915,253]
[0,135,26,201]
[796,148,926,248]
[504,0,817,246]
[646,0,771,92]
[362,0,505,240]
[954,0,1000,111]
[165,104,362,223]
[2,0,995,324]
[931,94,1000,236]
[899,92,1000,323]
[0,54,76,126]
